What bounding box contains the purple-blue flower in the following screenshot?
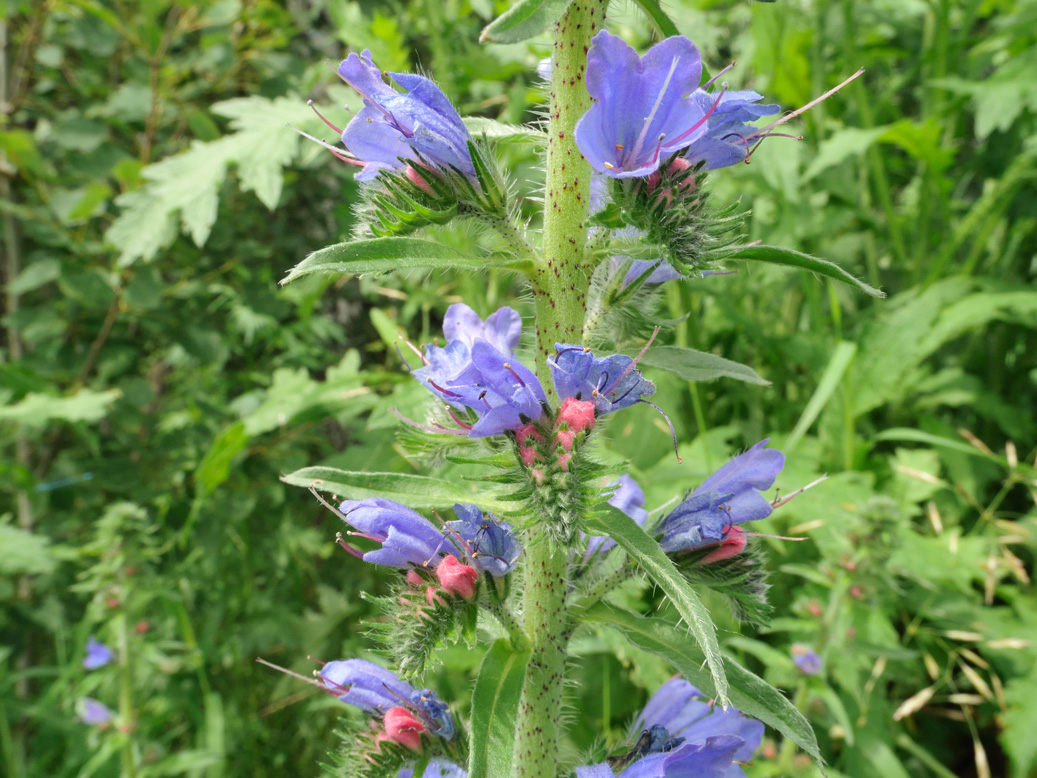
[409,688,456,739]
[446,503,521,577]
[78,697,113,725]
[792,644,823,675]
[682,90,780,170]
[338,498,456,569]
[586,474,649,558]
[550,344,656,415]
[413,308,547,437]
[577,678,764,777]
[319,659,416,714]
[83,636,113,670]
[397,761,467,778]
[575,32,713,178]
[658,439,784,554]
[337,51,475,181]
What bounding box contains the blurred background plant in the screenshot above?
[0,0,1034,777]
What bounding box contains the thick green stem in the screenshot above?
[514,3,607,777]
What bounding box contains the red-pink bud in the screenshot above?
[557,397,596,434]
[435,555,478,600]
[520,446,539,467]
[406,570,423,587]
[699,527,747,564]
[556,453,572,471]
[382,707,425,751]
[555,429,576,451]
[404,164,435,194]
[424,586,446,607]
[516,423,544,446]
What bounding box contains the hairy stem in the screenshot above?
[515,3,607,777]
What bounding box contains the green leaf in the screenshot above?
[783,340,857,451]
[469,640,531,778]
[0,388,121,427]
[195,423,249,496]
[639,345,769,385]
[731,245,886,298]
[584,505,729,707]
[0,524,58,575]
[630,0,680,38]
[462,117,545,141]
[281,467,511,511]
[480,0,571,44]
[280,238,517,285]
[583,603,824,770]
[1002,666,1037,778]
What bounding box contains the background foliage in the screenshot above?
[1,0,1035,776]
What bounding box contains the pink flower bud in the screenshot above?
[520,446,539,467]
[382,706,425,751]
[406,570,423,587]
[557,397,595,434]
[555,429,576,451]
[556,453,572,471]
[516,423,544,446]
[699,527,747,564]
[424,586,446,607]
[404,164,435,194]
[435,555,478,600]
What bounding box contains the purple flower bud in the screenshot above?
[83,636,113,670]
[550,344,656,415]
[683,90,780,170]
[575,32,712,178]
[612,257,684,287]
[658,439,784,554]
[792,644,823,675]
[78,697,113,725]
[337,51,475,181]
[586,474,648,558]
[339,498,457,569]
[446,503,520,577]
[319,659,416,714]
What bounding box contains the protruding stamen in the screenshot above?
[602,326,660,397]
[287,124,364,167]
[389,407,467,436]
[749,68,865,140]
[668,87,726,146]
[307,99,343,134]
[771,474,829,508]
[702,60,737,90]
[335,532,366,559]
[639,398,682,463]
[256,657,327,689]
[444,406,473,430]
[502,363,526,387]
[309,487,348,519]
[426,378,463,398]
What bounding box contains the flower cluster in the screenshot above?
[579,677,763,777]
[319,659,456,752]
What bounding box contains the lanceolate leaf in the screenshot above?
[630,0,680,38]
[280,238,523,285]
[584,506,729,707]
[480,0,571,44]
[281,467,511,511]
[639,345,769,385]
[583,603,824,771]
[463,117,546,142]
[469,640,531,778]
[731,244,886,298]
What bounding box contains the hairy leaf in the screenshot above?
[480,0,571,44]
[630,0,680,38]
[469,640,531,778]
[640,345,769,385]
[584,505,729,707]
[731,244,886,298]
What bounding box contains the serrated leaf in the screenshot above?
[583,603,824,771]
[281,238,520,285]
[730,244,886,298]
[462,117,545,141]
[0,524,58,575]
[469,640,530,778]
[0,388,121,427]
[480,0,571,43]
[584,506,729,707]
[639,345,769,385]
[282,467,511,511]
[630,0,680,37]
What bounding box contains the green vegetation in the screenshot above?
[2,1,1035,776]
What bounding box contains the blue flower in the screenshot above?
[397,760,467,778]
[578,678,764,777]
[575,32,712,178]
[78,697,113,725]
[612,257,684,287]
[682,90,780,170]
[413,307,546,437]
[409,687,456,739]
[338,498,457,569]
[658,439,784,554]
[319,658,416,714]
[550,344,656,415]
[337,51,475,181]
[83,636,113,670]
[586,474,649,558]
[792,644,823,675]
[446,503,521,577]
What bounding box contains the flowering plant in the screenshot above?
[275,4,881,777]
